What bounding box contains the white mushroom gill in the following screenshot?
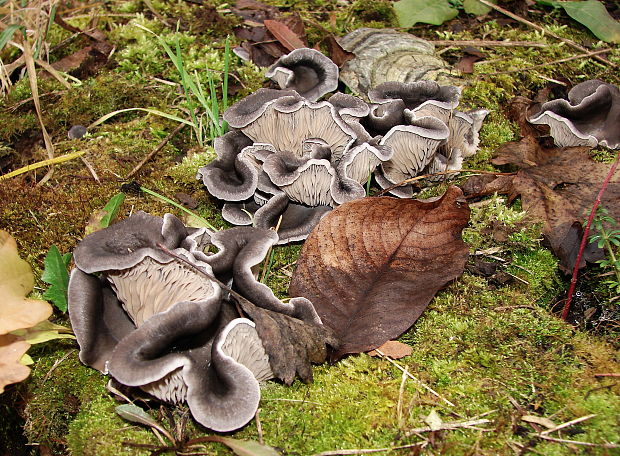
[343,146,384,184]
[219,319,273,382]
[379,125,448,183]
[107,256,217,327]
[140,367,187,403]
[279,161,334,207]
[529,111,598,148]
[241,103,355,161]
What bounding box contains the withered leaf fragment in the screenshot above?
[289,186,470,360]
[492,136,619,273]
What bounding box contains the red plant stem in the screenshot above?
[562,151,620,320]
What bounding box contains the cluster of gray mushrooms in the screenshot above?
[68,46,620,432]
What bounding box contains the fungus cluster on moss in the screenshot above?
[199,48,488,243]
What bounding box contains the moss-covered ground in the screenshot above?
[1,0,618,454]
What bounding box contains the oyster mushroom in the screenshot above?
[376,114,450,197]
[266,48,339,101]
[528,79,620,149]
[68,212,319,431]
[223,88,357,162]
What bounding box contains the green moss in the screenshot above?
[67,396,158,456]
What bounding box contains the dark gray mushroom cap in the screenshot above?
[223,88,302,128]
[198,130,257,202]
[328,92,371,122]
[266,48,339,102]
[206,226,322,324]
[528,79,620,149]
[369,81,461,113]
[366,99,407,134]
[254,193,332,244]
[73,212,190,274]
[225,93,358,161]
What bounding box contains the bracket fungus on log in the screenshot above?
[528,79,620,149]
[68,211,332,432]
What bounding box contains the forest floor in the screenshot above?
[0,0,619,455]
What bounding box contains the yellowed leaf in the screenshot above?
[0,230,52,335]
[0,334,31,393]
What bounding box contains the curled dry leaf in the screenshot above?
[0,230,52,335]
[491,136,619,273]
[235,294,339,385]
[0,334,31,393]
[289,186,470,360]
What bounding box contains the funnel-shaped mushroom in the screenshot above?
[68,212,324,431]
[266,48,339,102]
[528,79,620,149]
[376,115,450,197]
[223,88,357,162]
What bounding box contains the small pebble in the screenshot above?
[68,125,88,139]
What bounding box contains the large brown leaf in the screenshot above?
[490,136,619,273]
[288,186,470,360]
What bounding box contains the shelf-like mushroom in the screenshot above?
[528,79,620,149]
[266,48,339,101]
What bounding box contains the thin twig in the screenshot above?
[375,349,455,407]
[80,156,100,182]
[403,418,492,437]
[375,169,515,197]
[313,441,427,456]
[41,350,75,383]
[541,414,596,435]
[562,151,620,320]
[483,48,612,75]
[593,373,620,378]
[125,123,186,179]
[477,0,616,67]
[255,408,264,445]
[534,435,619,448]
[432,39,547,48]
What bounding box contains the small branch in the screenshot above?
[541,414,596,435]
[313,441,427,456]
[562,151,620,320]
[594,373,620,378]
[535,435,619,449]
[403,418,492,437]
[477,0,616,68]
[375,349,455,407]
[126,123,186,179]
[375,169,515,197]
[483,48,612,75]
[432,39,547,48]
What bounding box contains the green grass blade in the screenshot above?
[139,186,217,231]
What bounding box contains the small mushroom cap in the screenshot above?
[528,80,620,149]
[198,131,257,202]
[73,212,190,274]
[218,318,273,382]
[254,193,332,244]
[266,48,339,101]
[369,81,461,121]
[223,88,301,128]
[365,99,407,135]
[439,109,488,159]
[338,141,393,185]
[263,152,335,206]
[328,92,371,122]
[206,227,321,324]
[378,115,450,185]
[226,92,357,161]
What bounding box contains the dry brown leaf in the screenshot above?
[289,187,470,360]
[491,136,618,272]
[0,334,31,393]
[0,230,52,335]
[367,340,413,359]
[263,20,305,51]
